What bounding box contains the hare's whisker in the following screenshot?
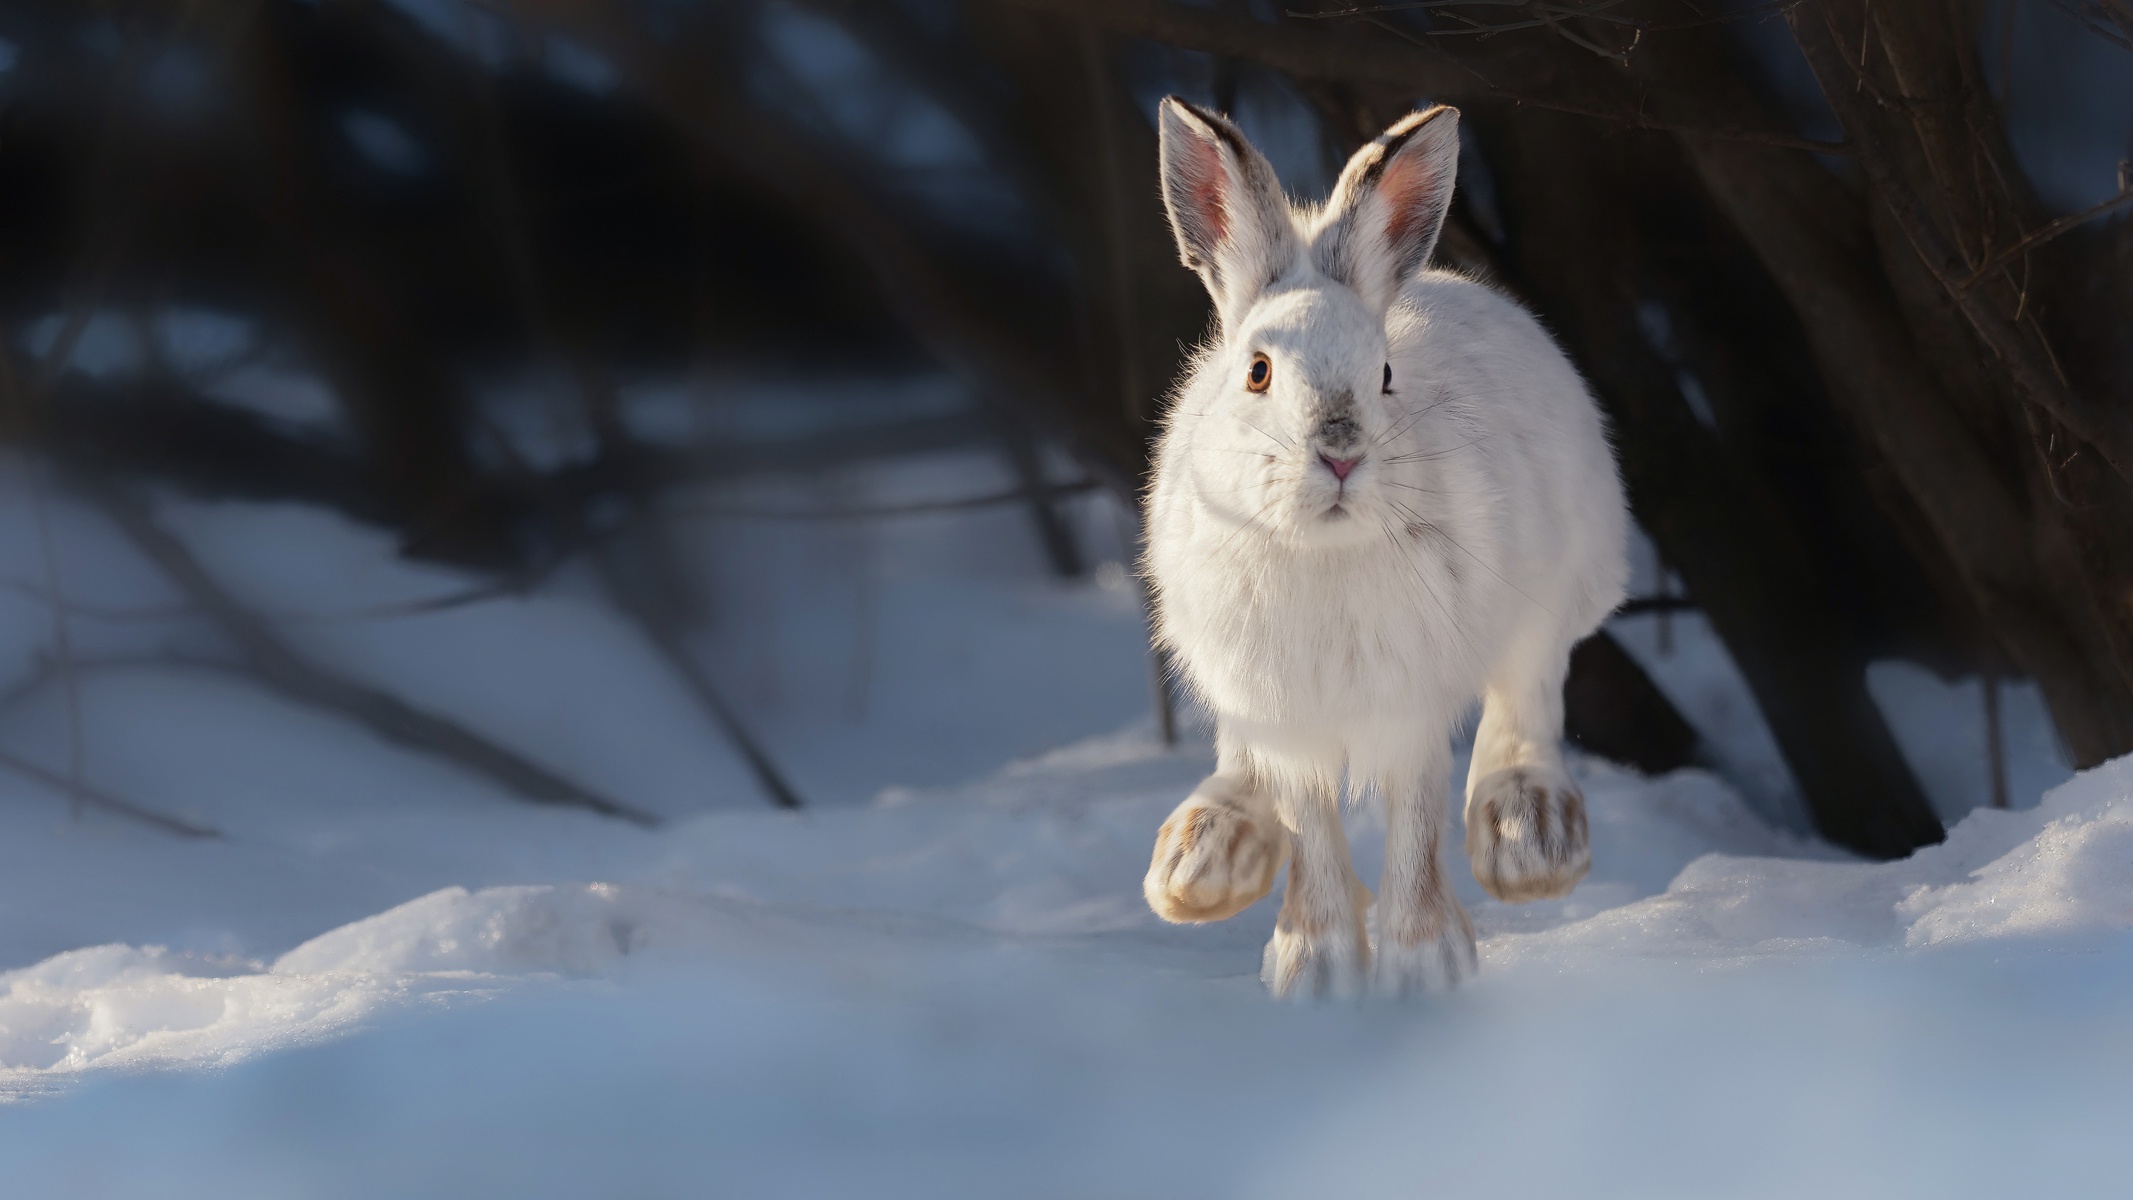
[1238,418,1296,451]
[1388,500,1559,621]
[1382,437,1482,465]
[1373,516,1481,673]
[1368,391,1456,451]
[1381,480,1484,497]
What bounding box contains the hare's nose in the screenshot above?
[1320,454,1361,481]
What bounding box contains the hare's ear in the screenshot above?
[1314,106,1460,314]
[1158,96,1299,329]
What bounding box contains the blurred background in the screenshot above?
[0,0,2127,860]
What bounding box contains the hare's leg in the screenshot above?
[1257,738,1371,1000]
[1464,635,1590,902]
[1357,725,1476,995]
[1145,725,1289,924]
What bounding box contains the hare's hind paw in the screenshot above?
[1262,924,1370,1001]
[1263,874,1374,1001]
[1372,907,1477,997]
[1145,795,1287,923]
[1467,767,1591,903]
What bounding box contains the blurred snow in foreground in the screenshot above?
[0,461,2120,1196]
[1,742,2129,1197]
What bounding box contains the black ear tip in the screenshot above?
[1161,95,1224,129]
[1394,105,1460,139]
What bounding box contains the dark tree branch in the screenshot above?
[1564,631,1700,774]
[500,0,1145,499]
[1465,105,1944,855]
[1961,186,2133,291]
[1627,14,2133,763]
[0,746,220,839]
[78,478,661,826]
[973,0,1848,151]
[1790,1,2133,488]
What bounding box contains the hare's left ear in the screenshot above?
[1313,106,1461,314]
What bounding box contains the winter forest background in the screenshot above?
[0,0,2130,1194]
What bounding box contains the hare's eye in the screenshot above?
[1382,362,1393,394]
[1245,353,1272,393]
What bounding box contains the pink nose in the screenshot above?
[1320,454,1360,481]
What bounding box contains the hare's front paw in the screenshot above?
[1262,923,1371,1001]
[1144,796,1287,923]
[1372,902,1477,997]
[1467,767,1591,903]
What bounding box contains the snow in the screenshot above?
[0,449,2121,1194]
[1901,762,2133,947]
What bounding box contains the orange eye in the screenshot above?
[1246,353,1272,393]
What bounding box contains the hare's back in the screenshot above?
[1393,273,1589,407]
[1393,270,1628,629]
[1393,269,1615,461]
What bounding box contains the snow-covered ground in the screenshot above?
[0,448,2122,1196]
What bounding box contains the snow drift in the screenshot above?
[4,737,2130,1099]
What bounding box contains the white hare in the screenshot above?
[1140,99,1629,999]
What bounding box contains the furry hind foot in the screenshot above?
[1145,787,1288,923]
[1373,893,1477,997]
[1262,916,1372,1001]
[1466,766,1590,902]
[1262,872,1373,1000]
[1372,920,1477,998]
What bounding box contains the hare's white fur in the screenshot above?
[1140,99,1628,999]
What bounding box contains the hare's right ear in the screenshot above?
[1158,97,1299,330]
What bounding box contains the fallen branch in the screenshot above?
[0,657,61,719]
[0,746,219,839]
[593,523,806,811]
[26,473,88,818]
[268,576,555,625]
[0,577,195,621]
[0,653,234,721]
[78,478,661,827]
[444,69,810,814]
